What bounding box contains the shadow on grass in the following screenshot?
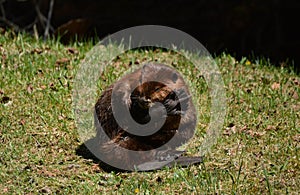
[75,137,129,173]
[76,137,204,173]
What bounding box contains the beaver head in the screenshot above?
[130,63,180,109]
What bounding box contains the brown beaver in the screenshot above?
[94,62,197,170]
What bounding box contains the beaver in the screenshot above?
[94,62,198,170]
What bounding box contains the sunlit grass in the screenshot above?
[0,31,299,194]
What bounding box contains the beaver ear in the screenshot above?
[139,73,143,84]
[140,67,145,84]
[140,63,150,83]
[172,73,178,83]
[142,63,150,73]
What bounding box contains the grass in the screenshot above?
[0,31,299,194]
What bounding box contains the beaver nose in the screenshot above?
[139,97,152,109]
[141,97,152,104]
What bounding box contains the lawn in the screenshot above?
[0,31,299,194]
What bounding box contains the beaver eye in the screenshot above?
[154,87,161,92]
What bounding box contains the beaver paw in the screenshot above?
[163,89,190,116]
[155,149,185,161]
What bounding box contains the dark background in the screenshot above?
[1,0,299,71]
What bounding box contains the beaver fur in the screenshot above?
[94,62,197,170]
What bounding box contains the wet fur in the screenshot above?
[94,63,196,170]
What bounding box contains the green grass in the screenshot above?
[0,31,299,194]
